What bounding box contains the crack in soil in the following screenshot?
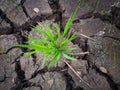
[48,0,61,12]
[63,72,84,90]
[0,13,54,35]
[29,66,67,80]
[18,0,31,19]
[48,0,63,30]
[0,9,15,33]
[11,61,42,90]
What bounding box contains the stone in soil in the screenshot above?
[72,18,105,36]
[0,0,28,25]
[24,0,52,18]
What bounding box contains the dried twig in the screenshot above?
[71,51,89,56]
[63,60,92,88]
[76,33,95,41]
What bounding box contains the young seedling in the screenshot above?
[15,6,79,68]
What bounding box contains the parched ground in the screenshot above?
[0,0,120,90]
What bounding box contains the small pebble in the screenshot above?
[33,8,40,13]
[100,66,107,74]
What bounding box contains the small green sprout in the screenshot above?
[16,6,79,68]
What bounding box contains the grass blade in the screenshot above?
[23,51,36,57]
[63,53,76,60]
[63,6,79,36]
[48,53,61,68]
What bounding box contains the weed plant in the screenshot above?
[16,6,79,68]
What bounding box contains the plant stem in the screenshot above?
[63,60,92,88]
[76,33,95,41]
[71,51,89,56]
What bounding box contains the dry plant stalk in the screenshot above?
[63,60,92,88]
[76,32,95,41]
[71,51,89,56]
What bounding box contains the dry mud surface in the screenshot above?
[0,0,120,90]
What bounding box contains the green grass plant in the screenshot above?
[15,6,79,68]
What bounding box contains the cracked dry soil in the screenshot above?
[0,0,120,90]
